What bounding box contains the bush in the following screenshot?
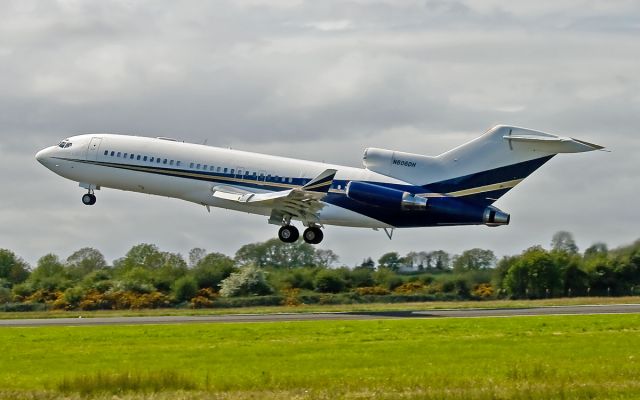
[173,276,198,302]
[0,287,11,304]
[353,286,390,296]
[472,283,495,299]
[219,266,273,297]
[394,281,427,294]
[190,288,218,308]
[315,270,346,293]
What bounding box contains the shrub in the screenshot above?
[173,276,198,302]
[394,281,426,294]
[219,266,273,297]
[472,283,495,299]
[354,286,390,296]
[282,288,301,306]
[190,288,218,309]
[315,270,346,293]
[0,287,11,304]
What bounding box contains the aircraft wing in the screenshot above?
[212,169,337,223]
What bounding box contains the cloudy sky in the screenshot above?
[1,0,638,267]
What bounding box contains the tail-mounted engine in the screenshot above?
[345,181,427,211]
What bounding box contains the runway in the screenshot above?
[1,304,639,327]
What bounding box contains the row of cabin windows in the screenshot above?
[101,149,295,184]
[104,150,181,166]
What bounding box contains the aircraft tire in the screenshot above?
[278,225,299,243]
[303,227,323,244]
[82,193,96,206]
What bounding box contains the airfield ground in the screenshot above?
[1,296,639,320]
[1,313,639,399]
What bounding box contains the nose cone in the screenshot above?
[36,147,53,165]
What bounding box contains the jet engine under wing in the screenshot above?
[211,169,337,224]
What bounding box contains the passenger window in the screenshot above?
[223,168,227,173]
[150,157,154,162]
[170,160,174,166]
[196,163,201,169]
[163,159,167,164]
[123,153,128,158]
[190,162,194,168]
[104,150,108,155]
[203,164,207,170]
[288,177,293,183]
[111,151,115,156]
[143,156,148,161]
[217,167,221,172]
[230,169,235,174]
[117,152,121,157]
[177,161,181,166]
[130,154,134,159]
[137,155,141,160]
[157,158,161,163]
[210,166,214,171]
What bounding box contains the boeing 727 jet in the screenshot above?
[36,125,602,244]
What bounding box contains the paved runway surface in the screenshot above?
[1,304,639,327]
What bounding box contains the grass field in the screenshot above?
[1,296,638,320]
[1,314,640,399]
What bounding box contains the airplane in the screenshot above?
[35,125,603,244]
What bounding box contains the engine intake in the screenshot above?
[346,181,427,211]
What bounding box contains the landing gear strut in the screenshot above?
[82,192,96,206]
[278,225,299,243]
[303,227,324,244]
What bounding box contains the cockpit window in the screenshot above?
[58,140,72,148]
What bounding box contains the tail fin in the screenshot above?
[363,125,603,205]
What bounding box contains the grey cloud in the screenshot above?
[0,0,638,266]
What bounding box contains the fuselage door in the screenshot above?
[86,137,103,161]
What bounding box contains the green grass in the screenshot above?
[1,314,640,399]
[1,295,638,320]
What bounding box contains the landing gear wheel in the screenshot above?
[278,225,299,243]
[303,227,324,244]
[82,193,96,205]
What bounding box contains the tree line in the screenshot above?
[1,231,639,311]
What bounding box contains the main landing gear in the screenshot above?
[81,191,96,205]
[278,225,324,244]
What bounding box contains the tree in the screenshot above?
[406,251,428,270]
[378,252,403,271]
[192,252,236,289]
[28,254,69,291]
[0,249,30,286]
[188,248,207,268]
[504,246,562,298]
[113,244,164,272]
[429,250,451,271]
[66,248,107,280]
[551,231,579,254]
[359,257,375,270]
[584,243,608,259]
[452,249,496,273]
[219,266,273,297]
[173,276,198,302]
[235,239,320,268]
[315,249,339,268]
[315,269,346,293]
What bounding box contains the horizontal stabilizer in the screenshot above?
[503,134,604,153]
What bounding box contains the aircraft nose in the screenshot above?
[35,147,52,165]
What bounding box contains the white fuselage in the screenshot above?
[36,134,406,228]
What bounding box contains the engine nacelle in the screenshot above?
[483,206,510,226]
[345,181,427,211]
